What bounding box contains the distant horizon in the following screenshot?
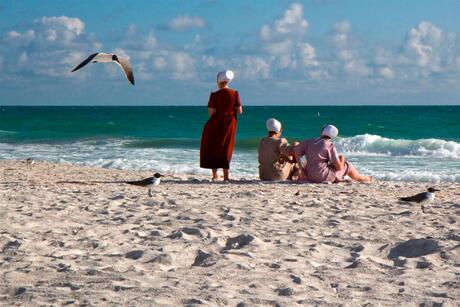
[2,104,459,107]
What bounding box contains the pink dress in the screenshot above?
[294,137,356,183]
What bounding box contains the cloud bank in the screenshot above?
[1,3,460,104]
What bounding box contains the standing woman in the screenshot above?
[200,70,243,181]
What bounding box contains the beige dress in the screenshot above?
[258,136,296,181]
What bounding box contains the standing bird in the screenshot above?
[71,52,135,85]
[399,187,440,203]
[25,157,34,170]
[125,173,163,197]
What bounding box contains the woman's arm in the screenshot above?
[334,155,345,171]
[208,108,216,117]
[236,106,243,114]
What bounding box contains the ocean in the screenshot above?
[0,106,459,183]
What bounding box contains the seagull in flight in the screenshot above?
[125,173,163,196]
[399,187,440,204]
[71,52,135,85]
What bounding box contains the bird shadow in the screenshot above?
[53,179,309,186]
[55,180,127,185]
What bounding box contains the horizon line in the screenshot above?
[1,104,459,107]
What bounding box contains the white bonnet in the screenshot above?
[321,125,338,138]
[266,118,282,133]
[217,70,234,83]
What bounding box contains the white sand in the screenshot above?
[0,160,459,306]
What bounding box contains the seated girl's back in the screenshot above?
[296,137,339,183]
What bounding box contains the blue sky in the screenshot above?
[1,0,460,105]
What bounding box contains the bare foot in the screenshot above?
[212,176,220,182]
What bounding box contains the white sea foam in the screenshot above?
[336,134,460,159]
[0,136,459,182]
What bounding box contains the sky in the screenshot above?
[1,0,460,105]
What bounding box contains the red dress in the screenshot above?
[200,88,242,169]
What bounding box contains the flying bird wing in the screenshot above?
[399,192,426,203]
[71,53,99,72]
[125,177,153,186]
[115,57,135,85]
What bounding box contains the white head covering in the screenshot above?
[217,70,234,83]
[266,118,282,133]
[321,125,338,138]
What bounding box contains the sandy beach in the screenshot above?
[0,160,459,306]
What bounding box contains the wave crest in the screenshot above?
[337,134,460,159]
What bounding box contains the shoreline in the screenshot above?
[1,160,459,305]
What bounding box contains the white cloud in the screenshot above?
[331,21,370,77]
[40,16,84,35]
[5,30,36,46]
[123,25,157,51]
[1,15,101,78]
[257,3,318,73]
[167,15,206,32]
[241,56,270,80]
[4,16,87,48]
[153,57,167,70]
[345,60,369,76]
[308,69,329,80]
[404,21,442,70]
[299,43,318,67]
[171,52,195,79]
[39,16,85,43]
[378,67,394,79]
[17,52,28,67]
[260,3,308,41]
[264,40,293,55]
[333,21,351,34]
[144,31,157,49]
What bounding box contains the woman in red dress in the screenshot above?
[200,70,243,181]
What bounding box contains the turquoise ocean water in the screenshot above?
[0,106,459,182]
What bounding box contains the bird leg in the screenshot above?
[149,189,153,197]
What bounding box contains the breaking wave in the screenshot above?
[337,134,460,159]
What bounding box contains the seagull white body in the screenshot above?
[425,192,435,202]
[92,53,115,63]
[125,173,163,196]
[71,52,135,85]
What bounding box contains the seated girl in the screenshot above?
[258,118,300,181]
[294,125,372,183]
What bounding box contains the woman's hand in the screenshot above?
[208,107,216,117]
[294,150,306,179]
[236,106,243,114]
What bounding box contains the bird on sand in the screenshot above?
[399,187,440,203]
[25,157,34,170]
[71,52,135,85]
[125,173,163,196]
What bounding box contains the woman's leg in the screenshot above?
[223,169,230,181]
[212,169,219,181]
[347,163,373,182]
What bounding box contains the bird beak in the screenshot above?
[433,189,440,192]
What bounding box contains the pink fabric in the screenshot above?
[295,137,354,183]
